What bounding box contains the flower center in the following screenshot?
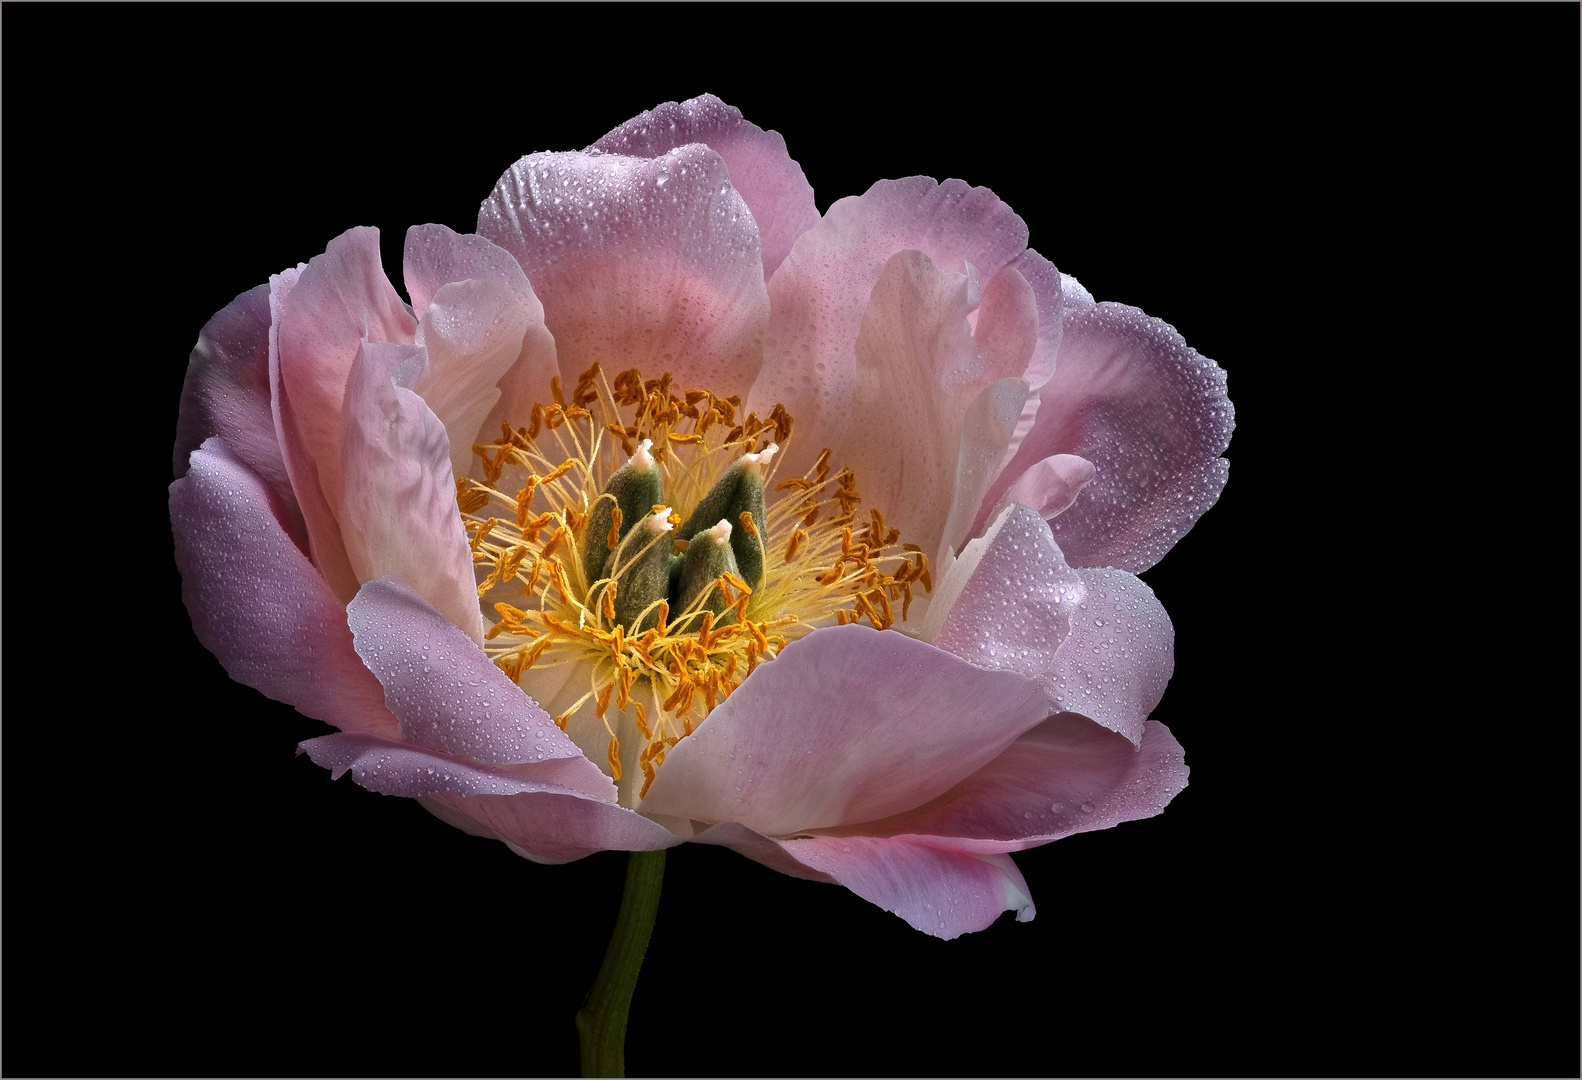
[458,364,930,797]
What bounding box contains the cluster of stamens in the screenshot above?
[458,363,931,796]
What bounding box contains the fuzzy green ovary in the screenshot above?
[583,442,663,587]
[675,522,741,624]
[605,513,673,633]
[674,458,768,589]
[590,448,768,633]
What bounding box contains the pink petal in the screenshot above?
[402,224,559,450]
[751,177,1033,479]
[986,301,1234,572]
[589,94,820,282]
[925,505,1083,679]
[842,251,1035,575]
[692,824,1032,937]
[169,439,398,739]
[270,266,360,602]
[845,715,1189,854]
[345,577,613,799]
[1040,567,1174,746]
[637,625,1049,835]
[477,146,769,396]
[412,277,525,480]
[297,734,677,864]
[1005,248,1065,390]
[780,836,1034,939]
[277,226,418,514]
[421,790,682,865]
[299,730,602,801]
[934,379,1032,583]
[337,339,483,643]
[402,223,532,321]
[979,454,1097,533]
[173,285,301,536]
[689,822,836,883]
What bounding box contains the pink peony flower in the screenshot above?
[170,94,1232,939]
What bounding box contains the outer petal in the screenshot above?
[637,625,1049,836]
[169,439,398,739]
[297,733,679,864]
[477,146,769,395]
[345,577,613,799]
[842,251,1036,572]
[270,265,360,601]
[173,285,300,532]
[337,339,484,643]
[924,505,1083,679]
[984,301,1234,572]
[402,224,560,461]
[422,790,682,865]
[277,226,418,513]
[780,835,1034,939]
[832,715,1189,854]
[691,824,1033,937]
[752,177,1032,478]
[590,94,820,281]
[1040,567,1174,747]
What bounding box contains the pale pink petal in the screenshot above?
[689,822,836,883]
[337,339,483,643]
[169,439,398,740]
[345,577,614,799]
[412,277,524,480]
[401,224,560,446]
[173,285,302,536]
[987,302,1234,572]
[975,453,1097,538]
[299,731,602,802]
[270,266,360,602]
[933,378,1030,584]
[842,251,1035,574]
[780,836,1035,939]
[590,94,820,281]
[935,267,1041,566]
[402,223,532,321]
[843,715,1189,854]
[277,226,418,515]
[1039,567,1174,746]
[1005,249,1065,390]
[422,790,683,865]
[925,505,1083,679]
[638,625,1049,835]
[691,824,1031,937]
[477,146,769,396]
[751,177,1032,478]
[297,734,677,864]
[973,265,1041,384]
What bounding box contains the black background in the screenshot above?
[4,7,1576,1078]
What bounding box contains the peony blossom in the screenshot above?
[170,94,1232,939]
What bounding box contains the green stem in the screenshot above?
[577,849,666,1078]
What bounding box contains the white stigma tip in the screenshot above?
[742,442,779,469]
[646,506,675,532]
[706,519,733,543]
[631,438,655,471]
